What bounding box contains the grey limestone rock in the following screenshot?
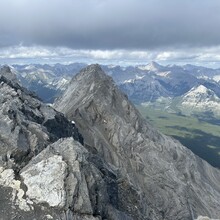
[0,66,83,168]
[55,64,220,220]
[0,66,133,220]
[0,135,132,219]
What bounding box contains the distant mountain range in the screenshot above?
[5,61,220,118]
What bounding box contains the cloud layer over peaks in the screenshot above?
[1,0,220,50]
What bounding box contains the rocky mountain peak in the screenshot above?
[0,65,18,83]
[0,66,84,168]
[138,61,163,71]
[191,84,210,94]
[0,65,142,220]
[147,61,163,71]
[55,64,156,142]
[184,84,219,100]
[178,84,220,117]
[70,63,113,88]
[55,64,220,220]
[55,64,129,122]
[149,61,160,67]
[82,63,102,73]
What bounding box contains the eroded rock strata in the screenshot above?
[0,65,220,220]
[55,64,220,220]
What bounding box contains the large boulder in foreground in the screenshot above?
[1,137,131,220]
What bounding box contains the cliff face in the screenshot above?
[0,66,83,164]
[55,64,220,220]
[0,66,131,220]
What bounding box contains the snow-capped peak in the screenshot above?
[183,85,218,100]
[179,84,220,116]
[138,61,163,71]
[191,85,209,94]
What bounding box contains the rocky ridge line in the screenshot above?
[55,64,220,220]
[0,66,132,219]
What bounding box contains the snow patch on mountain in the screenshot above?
[138,61,163,72]
[213,75,220,83]
[179,85,220,116]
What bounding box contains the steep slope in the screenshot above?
[117,63,201,103]
[156,67,198,96]
[119,75,170,103]
[0,66,132,220]
[178,85,220,116]
[12,63,87,103]
[138,61,166,72]
[55,64,220,220]
[0,66,83,158]
[183,64,220,78]
[102,65,139,84]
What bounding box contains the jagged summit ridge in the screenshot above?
[0,65,19,83]
[177,84,220,116]
[55,63,160,150]
[0,65,84,165]
[0,65,137,220]
[78,63,103,75]
[0,67,100,219]
[55,64,220,220]
[55,64,126,121]
[70,64,110,84]
[138,61,163,71]
[185,84,218,97]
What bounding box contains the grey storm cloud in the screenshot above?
[1,0,220,50]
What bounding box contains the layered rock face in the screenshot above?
[1,64,220,220]
[55,64,220,220]
[0,66,83,165]
[0,66,129,219]
[1,137,128,220]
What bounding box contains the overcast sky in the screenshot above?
[1,0,220,66]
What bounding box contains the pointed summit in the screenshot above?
[55,64,220,219]
[1,65,11,73]
[0,65,18,83]
[190,84,213,94]
[83,63,102,72]
[183,85,219,100]
[55,64,120,115]
[138,61,164,71]
[71,63,111,83]
[148,61,161,68]
[178,84,220,117]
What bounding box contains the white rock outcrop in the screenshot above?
[195,216,220,220]
[21,155,67,208]
[0,167,32,211]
